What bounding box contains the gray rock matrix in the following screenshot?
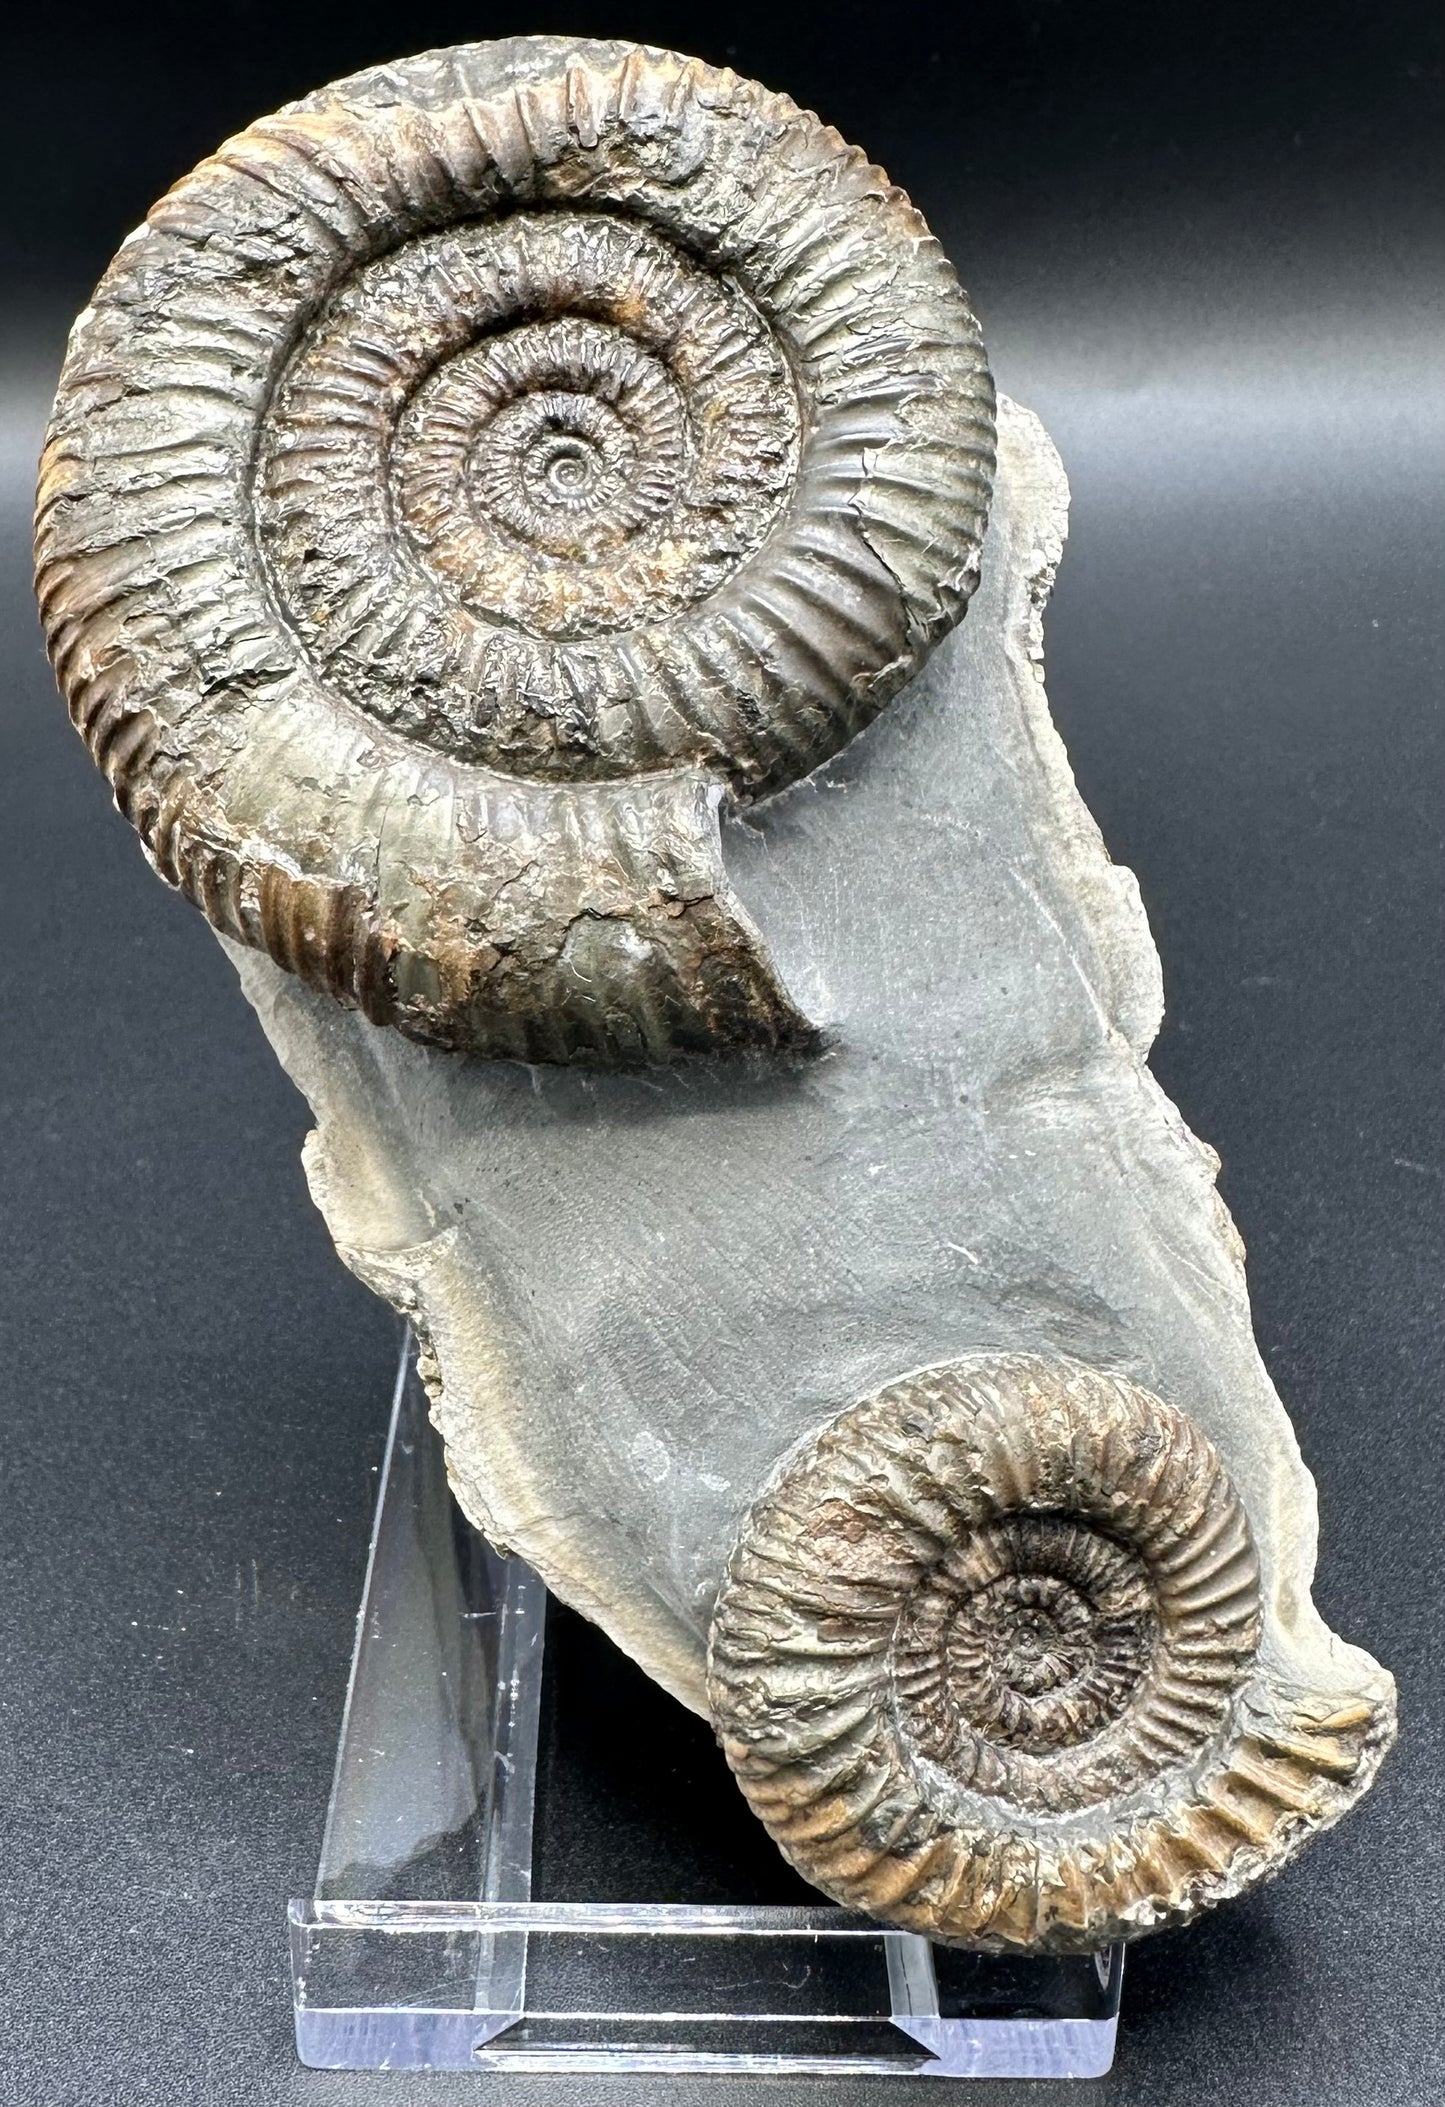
[229,398,1394,1946]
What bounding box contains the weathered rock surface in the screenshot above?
[227,397,1395,1946]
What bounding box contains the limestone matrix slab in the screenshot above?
[35,35,1393,1953]
[227,396,1395,1948]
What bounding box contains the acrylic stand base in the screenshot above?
[290,1340,1123,2077]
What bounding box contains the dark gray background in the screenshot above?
[1,4,1440,2102]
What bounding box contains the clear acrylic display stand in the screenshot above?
[290,1339,1124,2077]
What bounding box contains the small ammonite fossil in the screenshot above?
[708,1355,1382,1950]
[35,35,995,1064]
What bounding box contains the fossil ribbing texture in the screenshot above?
[37,39,1393,1953]
[710,1358,1279,1942]
[35,35,993,1063]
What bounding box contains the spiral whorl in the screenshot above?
[258,211,807,779]
[708,1356,1385,1949]
[35,37,996,1061]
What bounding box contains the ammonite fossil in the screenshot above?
[36,42,1394,1961]
[35,35,994,1063]
[711,1357,1282,1947]
[704,1348,1390,1948]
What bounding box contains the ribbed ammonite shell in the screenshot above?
[34,36,995,1063]
[707,1356,1368,1949]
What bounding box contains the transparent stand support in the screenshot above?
[290,1340,1123,2077]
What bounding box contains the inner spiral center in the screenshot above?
[257,210,802,768]
[956,1574,1096,1697]
[535,436,597,498]
[891,1513,1160,1811]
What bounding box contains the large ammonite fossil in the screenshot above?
[35,35,994,1063]
[708,1356,1377,1950]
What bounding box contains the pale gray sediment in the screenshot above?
[226,399,1394,1946]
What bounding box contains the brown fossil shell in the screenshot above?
[707,1355,1390,1950]
[34,35,995,1063]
